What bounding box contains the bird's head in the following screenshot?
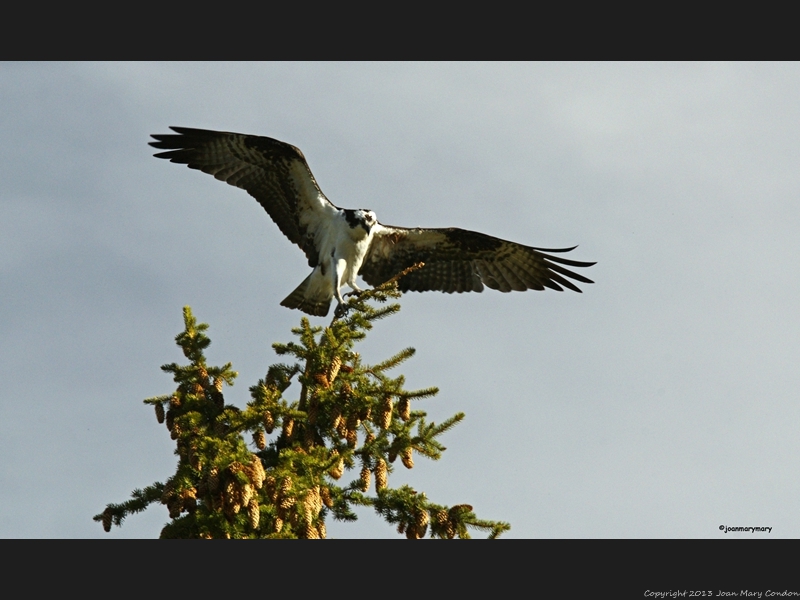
[344,209,377,233]
[361,210,377,230]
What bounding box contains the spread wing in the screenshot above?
[362,225,595,294]
[149,127,337,267]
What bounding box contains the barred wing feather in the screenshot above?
[361,225,595,294]
[149,127,336,267]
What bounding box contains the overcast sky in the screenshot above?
[2,62,798,538]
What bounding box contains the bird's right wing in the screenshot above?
[149,127,338,266]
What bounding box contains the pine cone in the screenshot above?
[365,431,375,445]
[165,409,174,432]
[214,377,224,393]
[398,398,410,421]
[415,508,430,529]
[317,520,327,539]
[328,356,342,384]
[102,509,112,532]
[331,404,343,430]
[320,486,334,509]
[314,373,330,389]
[336,417,348,440]
[308,486,323,515]
[277,477,294,509]
[300,488,321,523]
[303,522,320,539]
[155,403,165,424]
[414,509,429,538]
[265,476,277,502]
[263,411,275,434]
[375,458,388,491]
[248,499,260,529]
[301,498,313,524]
[248,455,266,489]
[198,365,209,383]
[208,467,220,494]
[401,447,414,469]
[359,467,371,492]
[253,429,266,450]
[449,504,473,517]
[170,395,181,409]
[346,428,358,448]
[241,483,254,508]
[274,517,284,533]
[378,397,393,430]
[160,479,175,504]
[346,413,361,432]
[405,523,421,539]
[282,418,295,439]
[168,497,182,518]
[397,521,406,535]
[224,480,241,515]
[329,451,344,480]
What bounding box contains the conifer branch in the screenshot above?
[93,482,165,531]
[370,347,416,373]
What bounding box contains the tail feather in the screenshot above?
[280,274,332,317]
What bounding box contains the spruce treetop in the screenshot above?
[96,271,509,538]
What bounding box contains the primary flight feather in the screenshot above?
[150,127,595,317]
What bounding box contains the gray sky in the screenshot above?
[2,62,798,538]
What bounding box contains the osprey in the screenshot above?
[150,127,595,317]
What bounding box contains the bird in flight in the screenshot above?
[150,127,595,317]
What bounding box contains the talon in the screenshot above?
[334,303,348,318]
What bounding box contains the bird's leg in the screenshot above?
[343,282,364,298]
[337,284,365,318]
[332,256,349,317]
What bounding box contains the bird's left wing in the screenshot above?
[149,127,337,267]
[361,225,595,294]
